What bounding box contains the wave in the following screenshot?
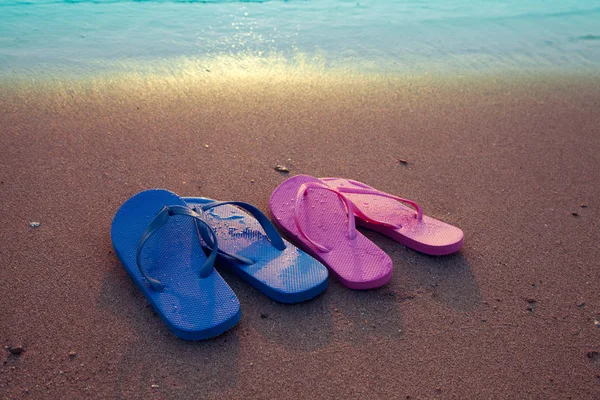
[3,1,599,27]
[0,0,276,6]
[412,7,600,26]
[573,34,600,41]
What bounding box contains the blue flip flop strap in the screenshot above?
[201,201,286,249]
[188,215,253,265]
[136,205,219,291]
[187,200,286,265]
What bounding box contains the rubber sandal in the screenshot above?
[183,197,329,303]
[319,177,464,255]
[111,189,241,340]
[269,175,393,290]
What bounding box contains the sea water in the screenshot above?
[1,0,599,80]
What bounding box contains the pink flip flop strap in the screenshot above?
[294,181,358,253]
[322,178,423,225]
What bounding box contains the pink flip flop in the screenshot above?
[319,178,464,255]
[269,175,393,290]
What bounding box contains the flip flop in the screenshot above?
[319,178,464,255]
[111,189,241,340]
[183,197,329,303]
[269,175,393,290]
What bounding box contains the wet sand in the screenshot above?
[1,72,600,399]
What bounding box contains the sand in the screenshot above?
[1,71,599,399]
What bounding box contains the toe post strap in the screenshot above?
[293,182,359,253]
[136,205,219,291]
[327,180,424,225]
[183,199,287,265]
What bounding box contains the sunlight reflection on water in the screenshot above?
[1,0,600,81]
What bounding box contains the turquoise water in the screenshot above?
[1,0,600,78]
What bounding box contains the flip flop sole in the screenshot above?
[270,175,392,290]
[320,178,464,255]
[184,198,329,303]
[111,189,241,340]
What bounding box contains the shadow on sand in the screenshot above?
[96,228,480,396]
[97,262,240,399]
[361,228,482,312]
[250,228,481,349]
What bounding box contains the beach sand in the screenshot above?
[1,72,599,399]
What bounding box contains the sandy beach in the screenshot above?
[1,72,599,399]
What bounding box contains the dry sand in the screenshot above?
[1,71,599,399]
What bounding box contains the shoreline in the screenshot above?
[2,51,600,92]
[2,67,599,118]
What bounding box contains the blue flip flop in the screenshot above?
[183,197,329,304]
[111,189,241,340]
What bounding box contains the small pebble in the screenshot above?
[250,179,255,183]
[580,204,588,208]
[587,351,600,361]
[151,384,160,389]
[260,313,269,319]
[8,346,24,355]
[398,159,408,165]
[68,351,77,358]
[274,165,289,173]
[526,299,536,312]
[29,222,40,228]
[204,144,209,148]
[571,212,579,217]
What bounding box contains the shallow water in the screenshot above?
[1,0,600,80]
